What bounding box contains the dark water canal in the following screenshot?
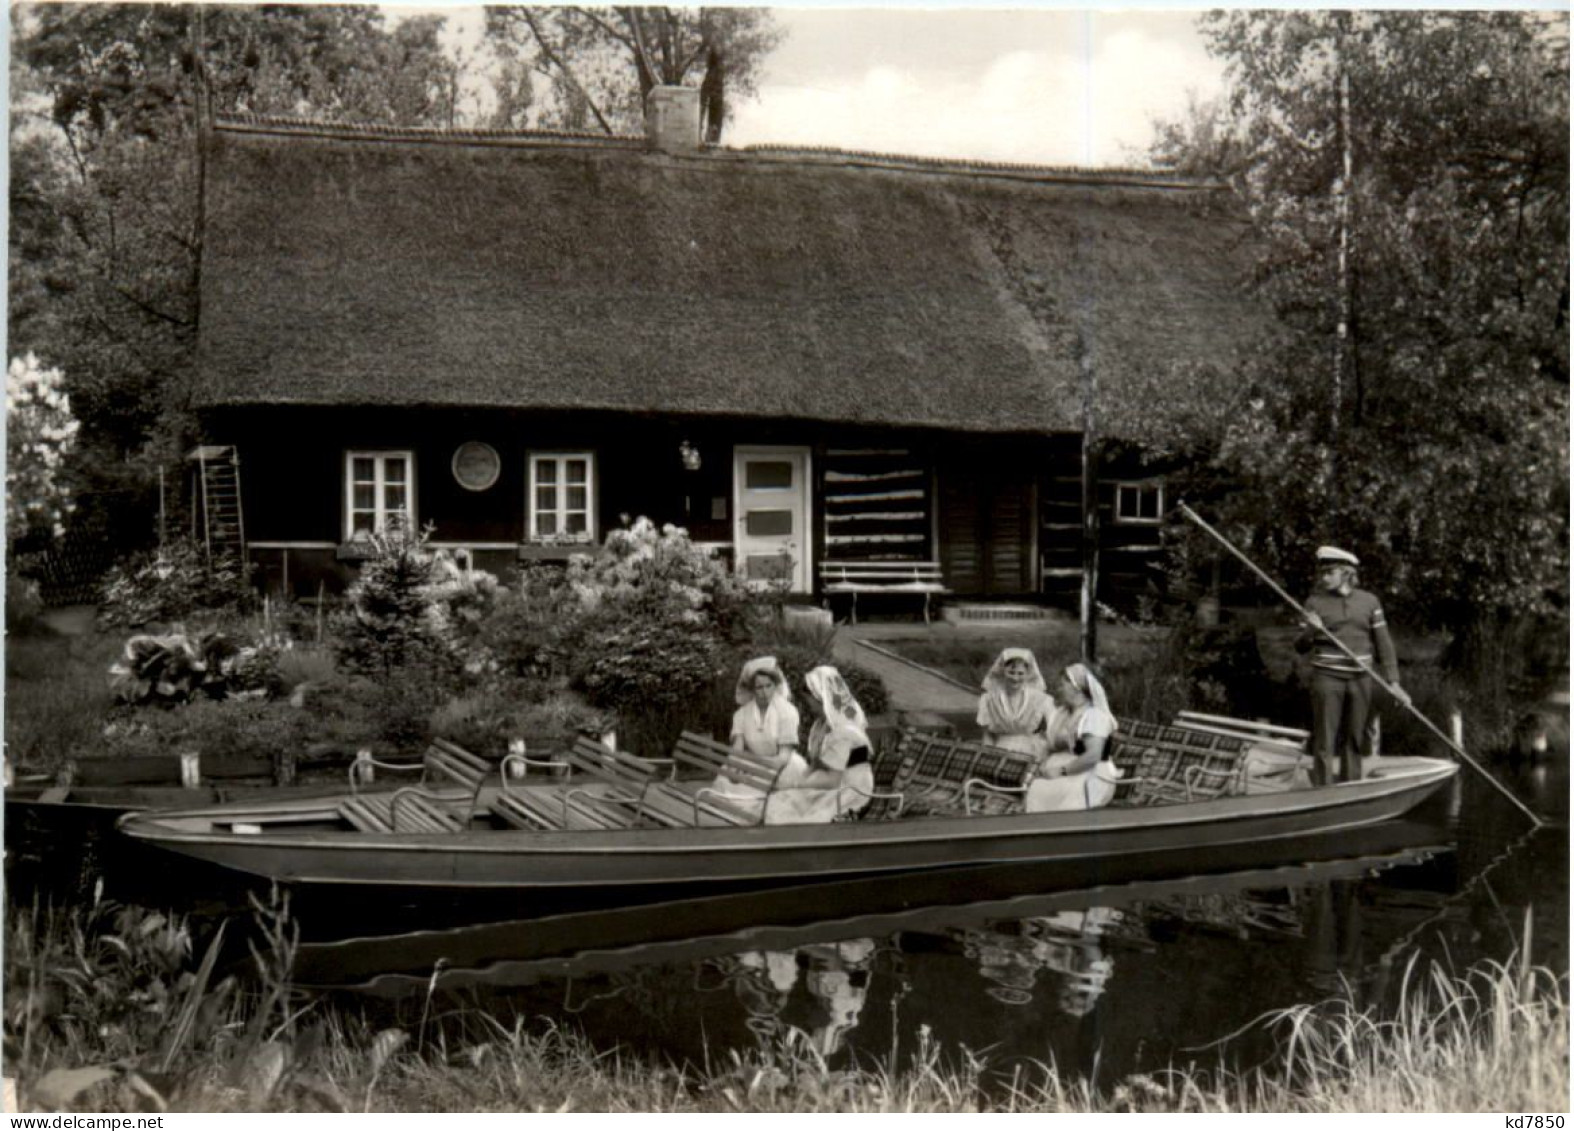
[6,758,1566,1086]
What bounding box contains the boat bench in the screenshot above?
[344,738,494,829]
[339,789,467,834]
[636,731,780,827]
[348,738,492,793]
[1107,720,1258,807]
[491,782,637,832]
[425,738,492,792]
[865,729,1041,820]
[819,561,949,625]
[495,737,675,831]
[1173,711,1310,751]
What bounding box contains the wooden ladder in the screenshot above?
[191,445,246,563]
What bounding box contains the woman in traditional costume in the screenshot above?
[729,655,800,770]
[976,647,1058,760]
[766,666,875,824]
[1027,663,1123,812]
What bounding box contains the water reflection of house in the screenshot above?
[191,89,1265,609]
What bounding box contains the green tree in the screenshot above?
[9,4,465,547]
[1157,11,1568,665]
[483,6,781,141]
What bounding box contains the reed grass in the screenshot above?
[6,896,1564,1113]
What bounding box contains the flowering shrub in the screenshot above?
[542,519,768,751]
[99,537,256,628]
[6,353,79,545]
[565,517,754,635]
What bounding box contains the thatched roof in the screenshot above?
[197,117,1268,434]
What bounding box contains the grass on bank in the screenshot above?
[4,898,1566,1113]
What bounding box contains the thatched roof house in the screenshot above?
[194,94,1267,605]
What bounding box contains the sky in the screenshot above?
[726,9,1222,165]
[397,5,1226,167]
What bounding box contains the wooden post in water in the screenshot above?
[1449,709,1464,749]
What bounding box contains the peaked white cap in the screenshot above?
[1316,545,1360,566]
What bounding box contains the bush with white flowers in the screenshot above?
[6,353,79,543]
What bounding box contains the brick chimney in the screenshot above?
[645,85,701,153]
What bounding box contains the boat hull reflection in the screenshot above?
[295,817,1450,992]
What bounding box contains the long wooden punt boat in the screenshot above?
[115,744,1457,893]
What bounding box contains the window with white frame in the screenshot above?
[528,452,595,542]
[1114,480,1164,524]
[346,451,414,539]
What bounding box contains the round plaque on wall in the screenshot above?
[451,441,501,491]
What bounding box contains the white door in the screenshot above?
[733,446,811,592]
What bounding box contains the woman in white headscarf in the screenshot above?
[729,656,800,770]
[765,665,876,824]
[1026,662,1122,812]
[976,647,1058,759]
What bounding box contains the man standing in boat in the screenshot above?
[1296,546,1410,784]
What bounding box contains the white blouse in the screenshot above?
[731,699,801,763]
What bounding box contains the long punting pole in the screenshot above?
[1177,502,1544,829]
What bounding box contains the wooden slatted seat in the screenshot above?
[509,737,671,830]
[673,731,782,792]
[344,738,496,830]
[425,738,491,792]
[350,739,492,800]
[339,789,466,833]
[1173,711,1309,751]
[489,783,635,831]
[819,561,949,624]
[633,731,785,827]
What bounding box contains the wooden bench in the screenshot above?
[345,738,494,828]
[819,560,950,624]
[496,737,674,830]
[490,783,633,832]
[637,731,785,827]
[349,738,491,792]
[1173,711,1309,752]
[339,788,467,833]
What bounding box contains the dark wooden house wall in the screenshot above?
[205,406,1167,606]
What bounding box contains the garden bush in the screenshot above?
[106,630,284,706]
[429,687,607,757]
[474,565,575,684]
[332,524,504,681]
[5,575,49,635]
[563,517,756,639]
[558,519,777,753]
[98,536,256,629]
[101,697,319,775]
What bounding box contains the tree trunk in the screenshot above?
[1079,327,1099,665]
[700,45,725,142]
